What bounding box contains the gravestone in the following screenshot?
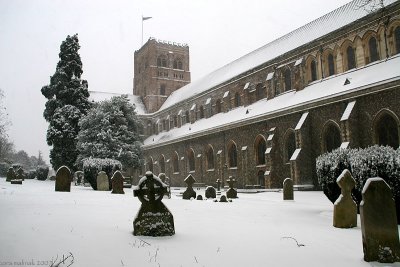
[361,177,400,263]
[205,186,217,199]
[111,171,124,194]
[333,169,357,228]
[219,195,228,202]
[216,179,221,191]
[283,178,294,200]
[75,171,84,185]
[133,171,174,236]
[97,171,109,191]
[196,195,203,200]
[6,167,16,182]
[55,166,72,192]
[16,168,25,181]
[182,174,196,200]
[159,173,171,198]
[226,177,238,199]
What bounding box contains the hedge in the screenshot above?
[82,158,122,190]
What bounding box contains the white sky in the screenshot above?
[0,0,351,164]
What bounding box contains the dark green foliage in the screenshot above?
[36,165,49,181]
[76,95,142,169]
[27,169,37,179]
[82,158,122,190]
[41,34,91,172]
[0,162,10,177]
[316,145,400,223]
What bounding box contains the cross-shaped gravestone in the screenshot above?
[6,167,16,182]
[182,174,196,200]
[216,179,221,191]
[226,177,238,199]
[283,178,294,200]
[133,171,174,236]
[361,177,400,263]
[333,169,357,228]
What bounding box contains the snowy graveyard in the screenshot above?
[0,178,399,267]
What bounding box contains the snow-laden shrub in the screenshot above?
[82,158,122,190]
[316,145,400,223]
[27,169,37,179]
[36,165,49,181]
[0,162,10,177]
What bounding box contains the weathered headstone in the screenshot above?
[333,169,357,228]
[55,166,72,192]
[216,179,221,191]
[159,173,171,198]
[182,174,196,200]
[6,167,16,182]
[196,195,203,200]
[283,178,294,200]
[226,177,238,199]
[361,177,400,263]
[96,171,109,191]
[133,171,174,236]
[205,186,217,199]
[111,171,124,194]
[219,195,228,202]
[16,167,25,181]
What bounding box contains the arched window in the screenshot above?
[159,155,165,173]
[327,54,335,77]
[206,145,214,170]
[162,58,167,67]
[172,152,179,173]
[368,36,379,63]
[188,149,195,172]
[284,68,291,91]
[199,106,204,119]
[395,26,400,54]
[346,46,356,70]
[255,135,266,165]
[323,122,341,153]
[285,130,296,162]
[185,111,190,123]
[256,83,264,100]
[160,84,166,95]
[157,57,161,67]
[375,112,399,148]
[310,60,317,82]
[216,99,222,114]
[178,61,183,70]
[228,141,238,168]
[234,92,241,107]
[147,157,153,172]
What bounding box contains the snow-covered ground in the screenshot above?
[0,179,398,267]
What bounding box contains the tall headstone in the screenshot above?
[205,186,217,199]
[360,177,400,263]
[133,171,174,236]
[111,171,124,194]
[159,173,171,198]
[55,166,72,192]
[182,174,196,200]
[283,178,294,200]
[216,179,221,191]
[6,167,16,182]
[333,169,357,228]
[226,177,238,199]
[96,171,109,191]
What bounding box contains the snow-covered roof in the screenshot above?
[159,0,396,111]
[89,91,146,115]
[144,56,400,147]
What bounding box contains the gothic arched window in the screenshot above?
[172,152,179,173]
[216,99,222,114]
[159,155,165,174]
[368,36,379,63]
[284,68,292,91]
[206,145,214,170]
[395,26,400,54]
[255,135,266,165]
[199,106,204,119]
[323,122,341,153]
[375,112,399,148]
[327,54,335,77]
[346,46,356,70]
[234,92,241,107]
[228,142,238,168]
[310,60,317,82]
[285,130,296,162]
[188,149,195,172]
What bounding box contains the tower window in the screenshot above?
[368,36,379,63]
[346,46,356,70]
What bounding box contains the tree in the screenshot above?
[0,88,13,163]
[41,34,91,171]
[76,95,142,169]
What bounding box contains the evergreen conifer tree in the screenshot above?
[41,34,91,171]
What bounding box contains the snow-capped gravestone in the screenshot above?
[182,174,196,200]
[216,179,221,191]
[196,195,203,200]
[6,167,16,182]
[96,171,109,191]
[16,168,25,181]
[205,186,217,199]
[111,171,124,194]
[333,169,357,228]
[283,178,294,200]
[55,166,72,192]
[361,178,400,263]
[133,171,174,236]
[226,177,238,199]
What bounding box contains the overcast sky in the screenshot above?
[0,0,351,165]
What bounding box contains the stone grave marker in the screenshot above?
[75,171,84,185]
[360,177,400,263]
[97,171,109,191]
[283,178,294,200]
[159,173,171,198]
[55,166,72,192]
[219,195,228,202]
[333,169,357,228]
[133,171,174,236]
[216,179,221,191]
[205,186,217,199]
[196,195,203,200]
[226,177,238,199]
[16,167,25,181]
[6,167,16,182]
[182,174,196,200]
[111,171,124,194]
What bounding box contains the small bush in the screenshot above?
[36,165,49,181]
[316,145,400,222]
[0,162,10,177]
[82,158,122,190]
[27,169,37,179]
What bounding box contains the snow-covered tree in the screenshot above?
[41,34,91,171]
[76,95,142,169]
